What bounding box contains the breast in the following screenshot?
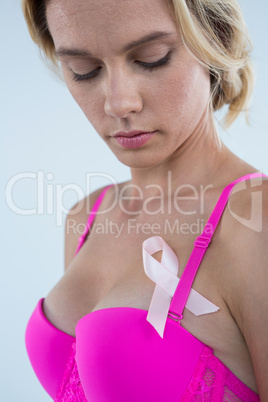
[75,307,205,401]
[25,298,75,399]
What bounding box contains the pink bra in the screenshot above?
[25,173,266,401]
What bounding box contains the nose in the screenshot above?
[104,68,143,119]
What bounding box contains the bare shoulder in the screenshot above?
[64,183,116,271]
[221,175,268,397]
[222,174,268,312]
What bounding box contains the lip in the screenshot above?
[113,130,153,138]
[112,130,157,149]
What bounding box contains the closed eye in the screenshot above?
[72,66,102,82]
[72,51,172,82]
[137,50,172,71]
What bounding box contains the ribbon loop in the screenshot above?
[142,236,179,338]
[142,236,220,338]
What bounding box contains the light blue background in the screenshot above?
[2,1,268,401]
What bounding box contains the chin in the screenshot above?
[114,152,164,170]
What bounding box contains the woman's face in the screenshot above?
[46,0,211,168]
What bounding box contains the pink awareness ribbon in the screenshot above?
[142,236,220,338]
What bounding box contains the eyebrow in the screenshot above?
[55,31,174,58]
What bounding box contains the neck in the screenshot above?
[128,119,233,200]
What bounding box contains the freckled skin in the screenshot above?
[46,0,212,170]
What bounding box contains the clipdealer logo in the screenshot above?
[5,170,265,232]
[227,176,264,233]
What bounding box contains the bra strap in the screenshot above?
[168,172,267,320]
[75,185,114,255]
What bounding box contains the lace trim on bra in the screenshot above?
[54,342,87,402]
[54,342,259,402]
[181,345,260,401]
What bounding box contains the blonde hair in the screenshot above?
[22,0,255,136]
[167,0,255,130]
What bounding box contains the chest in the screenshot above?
[44,213,258,392]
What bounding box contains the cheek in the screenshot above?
[65,79,104,128]
[152,62,210,126]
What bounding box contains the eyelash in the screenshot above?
[72,50,172,82]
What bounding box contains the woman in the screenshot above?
[23,0,268,400]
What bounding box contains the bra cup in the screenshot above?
[25,299,75,399]
[76,307,204,401]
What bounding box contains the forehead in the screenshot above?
[46,0,178,53]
